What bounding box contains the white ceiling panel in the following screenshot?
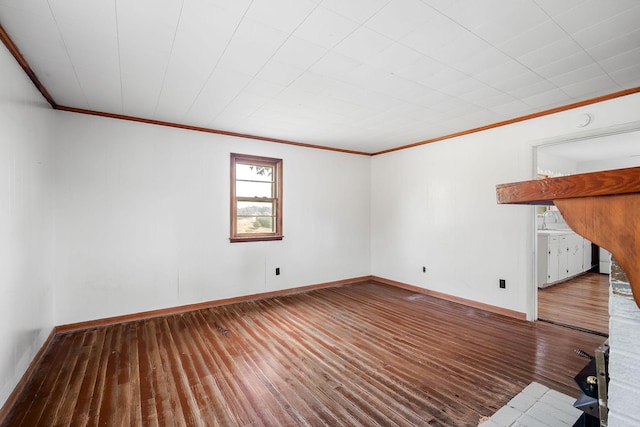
[399,14,466,56]
[472,1,549,44]
[418,68,469,91]
[308,51,361,80]
[30,57,87,108]
[271,36,328,70]
[586,28,640,62]
[533,0,586,18]
[365,0,438,41]
[365,42,422,73]
[428,32,491,69]
[153,1,245,119]
[517,37,586,70]
[334,26,394,63]
[610,64,640,87]
[600,48,640,74]
[534,51,594,80]
[182,67,252,125]
[553,0,638,35]
[461,87,516,110]
[570,5,640,49]
[0,0,53,18]
[321,0,390,24]
[455,46,511,77]
[216,18,289,77]
[497,20,566,59]
[473,59,532,87]
[508,78,557,100]
[489,99,531,117]
[1,0,639,153]
[116,0,184,116]
[293,6,358,49]
[393,55,446,85]
[257,61,304,87]
[562,74,619,99]
[246,0,318,34]
[548,63,606,88]
[439,76,481,98]
[48,0,120,112]
[522,88,572,109]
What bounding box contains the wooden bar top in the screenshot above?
[496,166,640,308]
[496,166,640,205]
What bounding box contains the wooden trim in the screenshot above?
[55,276,372,334]
[371,275,527,320]
[372,86,640,156]
[0,329,57,424]
[229,236,284,243]
[0,23,57,109]
[55,106,370,156]
[496,166,640,205]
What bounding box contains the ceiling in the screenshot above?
[1,0,639,154]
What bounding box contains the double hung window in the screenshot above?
[230,153,283,242]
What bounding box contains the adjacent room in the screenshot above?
[2,1,640,425]
[534,132,640,337]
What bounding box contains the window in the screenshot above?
[230,153,283,242]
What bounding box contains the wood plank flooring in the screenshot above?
[2,281,605,426]
[538,272,609,336]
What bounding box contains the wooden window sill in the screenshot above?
[230,236,284,243]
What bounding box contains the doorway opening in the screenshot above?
[533,127,640,335]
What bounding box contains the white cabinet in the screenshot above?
[538,234,560,286]
[567,233,584,277]
[537,231,592,288]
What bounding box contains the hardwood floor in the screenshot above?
[538,272,609,336]
[2,281,605,426]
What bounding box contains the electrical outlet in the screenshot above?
[275,267,280,276]
[422,266,426,273]
[499,279,506,289]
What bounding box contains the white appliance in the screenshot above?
[599,247,611,274]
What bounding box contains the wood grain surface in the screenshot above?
[496,166,640,205]
[2,281,605,426]
[555,194,640,308]
[538,272,609,336]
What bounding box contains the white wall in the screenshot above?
[0,46,54,406]
[578,155,640,173]
[537,151,577,176]
[371,92,640,317]
[51,112,371,325]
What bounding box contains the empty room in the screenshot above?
[1,1,640,426]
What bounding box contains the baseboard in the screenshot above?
[0,328,57,424]
[56,274,525,333]
[370,275,526,320]
[1,274,522,422]
[56,275,372,334]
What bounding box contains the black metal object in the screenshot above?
[572,340,609,427]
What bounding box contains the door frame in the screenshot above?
[528,121,640,321]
